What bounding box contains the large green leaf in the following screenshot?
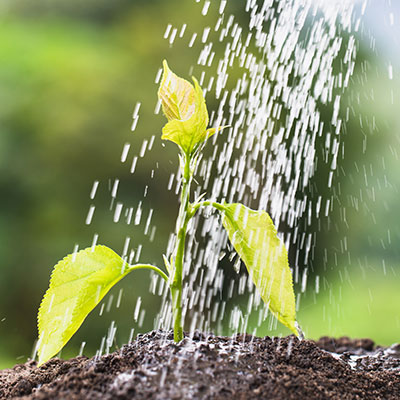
[37,245,163,365]
[158,60,222,154]
[215,203,298,335]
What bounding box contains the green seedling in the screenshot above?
[36,60,298,366]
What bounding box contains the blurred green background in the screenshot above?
[1,0,399,369]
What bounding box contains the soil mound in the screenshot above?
[1,330,399,399]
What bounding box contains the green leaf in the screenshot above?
[37,245,163,365]
[204,125,229,138]
[162,254,171,274]
[158,60,225,154]
[158,60,197,122]
[215,203,298,335]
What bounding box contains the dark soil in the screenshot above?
[1,331,399,399]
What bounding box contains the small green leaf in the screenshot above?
[215,203,298,335]
[158,60,226,154]
[37,245,161,365]
[158,60,197,123]
[204,125,229,138]
[162,254,171,274]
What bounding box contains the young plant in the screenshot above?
[36,60,298,366]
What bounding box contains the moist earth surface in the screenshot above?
[1,331,399,399]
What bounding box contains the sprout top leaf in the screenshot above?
[158,60,223,154]
[158,60,197,122]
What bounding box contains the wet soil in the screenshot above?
[1,331,399,399]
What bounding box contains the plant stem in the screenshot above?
[170,152,192,342]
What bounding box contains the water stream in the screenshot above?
[154,0,360,338]
[85,0,376,356]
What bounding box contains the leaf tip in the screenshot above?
[191,75,199,86]
[162,254,171,274]
[161,60,171,80]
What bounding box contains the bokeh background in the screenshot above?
[1,0,399,368]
